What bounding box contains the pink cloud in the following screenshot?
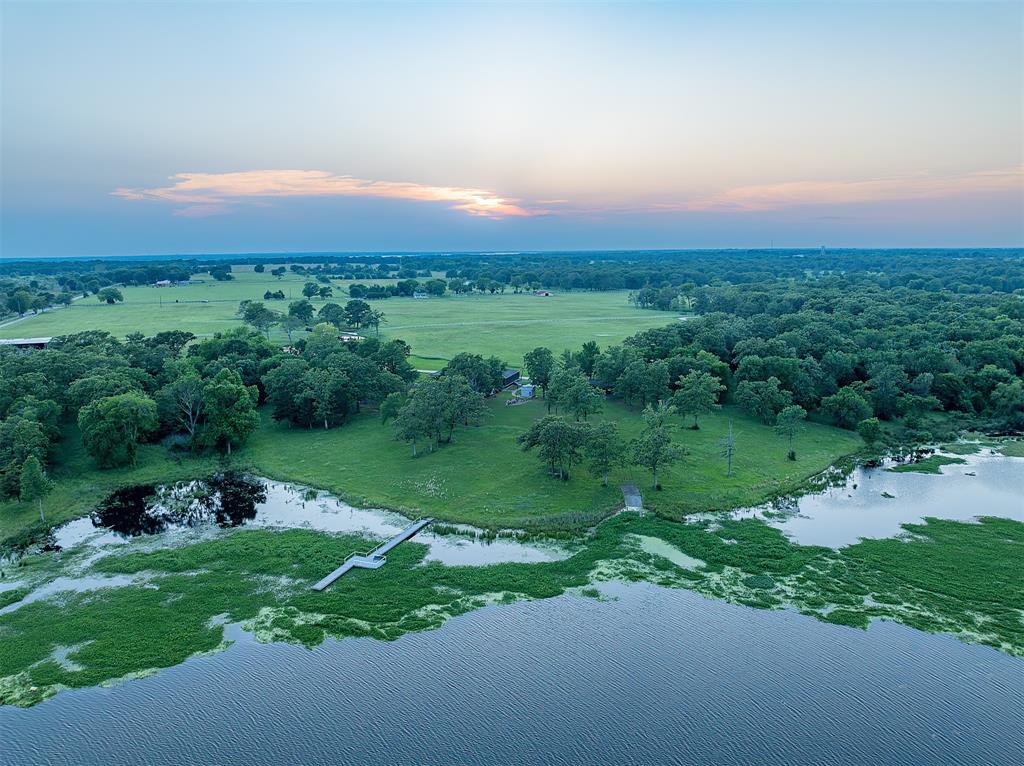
[668,166,1024,213]
[113,166,1022,221]
[113,170,541,218]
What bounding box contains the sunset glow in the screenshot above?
[112,170,539,218]
[2,1,1021,255]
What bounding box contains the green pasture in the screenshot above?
[374,292,674,366]
[0,271,355,341]
[0,270,676,366]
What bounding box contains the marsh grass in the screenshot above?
[998,441,1024,458]
[940,443,985,455]
[887,455,967,474]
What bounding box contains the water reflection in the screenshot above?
[49,477,567,568]
[90,485,160,536]
[90,473,267,538]
[730,451,1024,548]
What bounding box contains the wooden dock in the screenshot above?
[312,517,434,591]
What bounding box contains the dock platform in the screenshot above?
[312,518,433,591]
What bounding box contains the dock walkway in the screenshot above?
[312,517,433,591]
[620,484,643,512]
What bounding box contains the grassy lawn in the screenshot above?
[1,396,859,545]
[239,395,861,529]
[0,271,675,366]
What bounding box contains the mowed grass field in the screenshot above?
[0,270,677,366]
[0,395,859,540]
[0,272,381,343]
[240,396,860,529]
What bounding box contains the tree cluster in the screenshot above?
[0,329,267,487]
[237,298,386,340]
[584,275,1022,442]
[393,375,487,455]
[263,329,414,430]
[517,401,683,489]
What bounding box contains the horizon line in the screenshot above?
[4,245,1023,262]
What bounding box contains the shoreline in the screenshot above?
[2,452,1022,707]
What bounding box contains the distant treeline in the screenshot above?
[5,250,1024,292]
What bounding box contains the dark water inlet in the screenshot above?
[88,473,267,538]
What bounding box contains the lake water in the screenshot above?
[2,581,1021,766]
[3,457,1023,764]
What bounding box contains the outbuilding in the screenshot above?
[0,337,52,350]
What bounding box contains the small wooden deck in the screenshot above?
[312,518,434,591]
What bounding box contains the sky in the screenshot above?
[1,1,1021,257]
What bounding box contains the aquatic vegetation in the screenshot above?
[888,455,967,474]
[2,507,1021,707]
[940,443,986,455]
[0,588,29,609]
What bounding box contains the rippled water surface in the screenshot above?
[3,582,1021,766]
[4,459,1023,764]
